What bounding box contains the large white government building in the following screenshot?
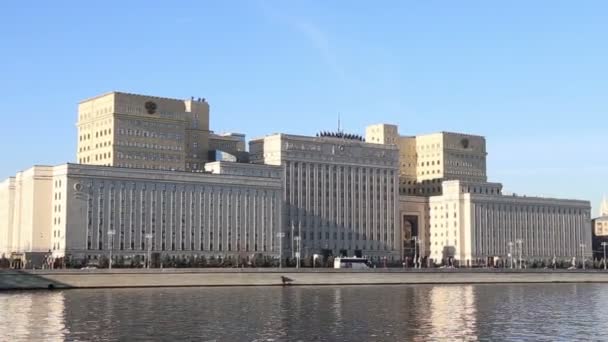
[249,132,400,260]
[366,123,592,266]
[0,91,594,266]
[0,162,282,264]
[428,180,590,266]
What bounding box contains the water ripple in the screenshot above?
[1,284,607,341]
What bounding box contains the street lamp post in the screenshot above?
[417,238,424,269]
[412,236,418,269]
[145,233,153,269]
[580,243,586,270]
[508,242,514,269]
[294,236,301,269]
[107,229,116,269]
[602,242,608,271]
[276,232,285,269]
[516,239,523,269]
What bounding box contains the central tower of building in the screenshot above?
[249,131,400,260]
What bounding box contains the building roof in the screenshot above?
[79,91,201,104]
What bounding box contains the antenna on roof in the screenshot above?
[337,112,341,134]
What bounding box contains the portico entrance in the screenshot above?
[402,215,419,261]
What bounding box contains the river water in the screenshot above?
[0,284,606,341]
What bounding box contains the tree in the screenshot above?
[160,254,171,268]
[222,256,234,268]
[198,255,208,268]
[131,255,142,268]
[0,256,10,269]
[252,254,265,267]
[116,255,125,268]
[302,256,313,268]
[208,256,219,267]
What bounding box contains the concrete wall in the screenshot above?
[3,269,608,290]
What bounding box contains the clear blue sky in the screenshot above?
[1,1,606,214]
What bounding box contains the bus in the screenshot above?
[333,257,370,269]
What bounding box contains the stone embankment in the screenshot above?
[2,269,608,290]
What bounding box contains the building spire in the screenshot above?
[602,195,608,216]
[337,112,341,133]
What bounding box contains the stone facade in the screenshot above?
[1,163,283,264]
[249,133,401,260]
[366,124,487,196]
[429,180,591,265]
[368,123,592,264]
[0,177,15,256]
[0,167,54,256]
[399,195,430,261]
[77,92,210,172]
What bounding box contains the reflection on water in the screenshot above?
[0,291,66,341]
[426,285,477,341]
[1,284,608,341]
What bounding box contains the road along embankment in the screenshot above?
[2,269,608,290]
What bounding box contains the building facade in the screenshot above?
[366,124,487,196]
[77,92,211,172]
[209,132,246,155]
[0,167,54,257]
[1,163,283,265]
[0,177,15,256]
[593,197,608,237]
[428,180,591,266]
[249,132,401,260]
[592,197,608,260]
[367,123,592,264]
[399,195,430,261]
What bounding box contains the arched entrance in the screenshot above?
[402,215,419,261]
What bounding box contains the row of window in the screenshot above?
[116,151,181,162]
[115,164,183,171]
[118,128,183,141]
[125,119,181,130]
[477,205,585,215]
[114,140,183,151]
[85,186,279,253]
[418,170,442,176]
[473,214,585,257]
[79,106,113,121]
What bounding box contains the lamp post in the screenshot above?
[516,239,523,269]
[602,242,608,271]
[508,242,514,269]
[276,232,285,269]
[107,229,116,269]
[580,243,586,270]
[417,238,424,269]
[294,236,301,269]
[411,236,418,269]
[145,233,153,269]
